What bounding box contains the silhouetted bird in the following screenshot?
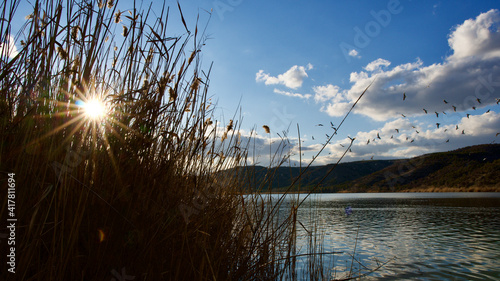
[326,134,330,138]
[456,125,459,130]
[446,139,450,143]
[486,109,491,113]
[406,137,409,140]
[435,112,439,117]
[403,92,406,100]
[339,143,345,147]
[316,124,323,126]
[436,123,440,128]
[462,130,465,134]
[411,139,415,143]
[496,133,500,137]
[377,133,381,139]
[371,155,374,160]
[390,135,394,139]
[312,136,315,140]
[496,98,500,104]
[467,114,470,118]
[442,111,447,115]
[452,105,457,112]
[366,139,370,145]
[401,114,406,118]
[423,108,428,114]
[472,106,476,110]
[443,99,448,104]
[476,98,481,104]
[330,121,335,127]
[416,130,420,134]
[395,129,399,133]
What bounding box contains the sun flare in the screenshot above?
[83,98,107,120]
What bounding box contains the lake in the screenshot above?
[276,192,500,280]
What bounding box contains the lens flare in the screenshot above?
[83,98,107,120]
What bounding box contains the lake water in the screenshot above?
[277,192,500,280]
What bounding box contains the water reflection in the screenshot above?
[277,193,500,280]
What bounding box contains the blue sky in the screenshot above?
[6,0,500,166]
[186,0,500,166]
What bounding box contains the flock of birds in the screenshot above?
[306,92,500,160]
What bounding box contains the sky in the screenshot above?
[6,0,500,167]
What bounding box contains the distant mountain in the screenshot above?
[238,144,500,193]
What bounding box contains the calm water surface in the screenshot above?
[278,192,500,280]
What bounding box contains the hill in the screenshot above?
[240,144,500,193]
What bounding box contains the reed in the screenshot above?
[0,0,387,280]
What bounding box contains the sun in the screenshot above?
[82,98,107,120]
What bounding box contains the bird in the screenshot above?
[412,125,416,129]
[444,129,448,132]
[370,155,374,160]
[496,133,500,137]
[312,136,315,140]
[330,121,335,127]
[411,139,415,143]
[452,105,457,112]
[377,132,381,139]
[435,112,439,117]
[496,98,500,104]
[366,139,370,145]
[349,148,352,152]
[423,108,428,114]
[403,92,406,100]
[466,114,470,118]
[462,130,465,134]
[456,125,459,130]
[406,136,409,140]
[395,129,399,133]
[326,134,330,138]
[339,143,345,147]
[476,98,481,104]
[316,124,323,126]
[486,109,491,113]
[401,114,406,118]
[443,99,448,104]
[472,106,476,110]
[436,123,440,128]
[390,135,394,139]
[416,130,420,134]
[442,111,447,115]
[446,139,450,143]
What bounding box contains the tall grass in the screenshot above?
[1,0,387,280]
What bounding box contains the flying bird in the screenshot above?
[339,143,345,147]
[401,114,406,118]
[326,134,330,138]
[442,111,447,115]
[435,112,439,117]
[367,139,370,145]
[446,139,450,143]
[456,125,459,130]
[416,130,420,134]
[411,139,415,143]
[496,133,500,137]
[423,108,428,114]
[472,106,476,110]
[476,98,481,104]
[377,132,381,139]
[395,129,399,133]
[390,135,394,139]
[443,99,448,104]
[370,155,374,160]
[436,123,440,128]
[467,114,470,118]
[462,130,465,135]
[330,121,335,127]
[486,109,491,113]
[452,105,457,112]
[403,92,406,100]
[312,136,315,140]
[316,124,323,126]
[496,98,500,104]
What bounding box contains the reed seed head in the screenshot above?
[263,125,270,134]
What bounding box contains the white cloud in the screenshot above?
[256,64,313,89]
[0,35,18,59]
[348,49,361,58]
[364,58,391,72]
[317,9,500,121]
[313,84,342,103]
[308,111,500,164]
[273,88,311,99]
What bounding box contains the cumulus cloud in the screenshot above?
[364,58,391,72]
[0,35,18,59]
[273,89,311,99]
[309,111,500,165]
[348,49,361,58]
[256,64,313,89]
[320,9,500,121]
